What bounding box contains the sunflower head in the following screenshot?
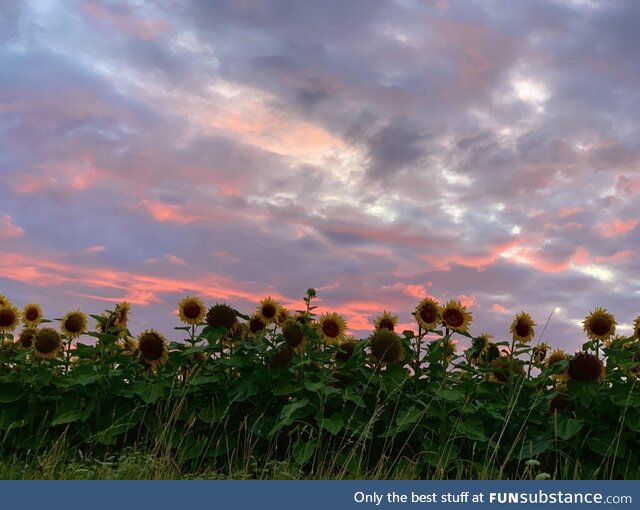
[276,307,290,326]
[488,356,525,383]
[0,294,11,307]
[317,312,347,345]
[582,307,616,342]
[0,304,20,333]
[22,303,43,328]
[116,337,139,355]
[137,329,169,371]
[17,328,37,349]
[248,315,266,335]
[533,342,550,364]
[510,311,536,343]
[414,297,440,330]
[255,296,281,324]
[178,296,206,325]
[548,394,573,414]
[282,320,305,350]
[468,333,497,366]
[374,311,398,332]
[632,316,640,340]
[61,310,88,339]
[441,300,472,332]
[270,347,292,369]
[370,329,404,363]
[336,337,357,363]
[114,301,131,333]
[33,328,63,359]
[546,348,569,379]
[205,303,238,331]
[568,352,605,383]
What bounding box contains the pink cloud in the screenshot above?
[492,303,509,314]
[140,200,211,224]
[84,245,106,254]
[81,0,170,41]
[0,215,24,239]
[594,218,638,238]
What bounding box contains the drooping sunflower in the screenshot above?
[370,329,404,363]
[582,307,616,342]
[632,315,640,340]
[0,294,10,307]
[137,329,169,370]
[336,336,357,363]
[567,352,605,383]
[206,303,238,332]
[60,309,88,339]
[248,315,266,336]
[178,296,206,325]
[510,311,536,343]
[276,307,290,326]
[373,311,399,332]
[22,303,43,328]
[33,328,63,359]
[270,346,292,369]
[488,356,525,383]
[116,336,139,355]
[414,297,440,330]
[441,300,472,332]
[0,304,20,333]
[114,301,131,333]
[548,394,572,415]
[317,312,347,345]
[17,328,37,349]
[546,348,569,380]
[533,342,550,364]
[255,297,281,324]
[469,333,499,366]
[282,319,306,351]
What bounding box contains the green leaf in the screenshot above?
[293,439,316,465]
[0,383,23,404]
[435,388,465,402]
[93,411,145,445]
[456,421,487,442]
[279,398,311,426]
[322,413,344,435]
[136,383,166,404]
[395,406,423,427]
[555,416,583,440]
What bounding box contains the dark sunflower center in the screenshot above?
[535,348,547,362]
[25,308,39,321]
[183,302,201,319]
[379,318,395,331]
[336,342,354,362]
[419,305,437,324]
[262,304,277,319]
[64,314,84,333]
[206,304,237,329]
[568,353,602,382]
[35,330,60,354]
[250,318,265,333]
[515,321,530,338]
[443,308,464,328]
[590,316,611,336]
[322,320,340,338]
[20,329,36,348]
[139,333,164,360]
[371,331,402,362]
[0,309,15,327]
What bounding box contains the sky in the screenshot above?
[1,0,639,350]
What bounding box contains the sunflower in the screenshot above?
[116,336,139,355]
[468,333,496,366]
[582,307,616,342]
[567,352,605,382]
[270,346,292,369]
[414,297,440,330]
[17,328,37,348]
[548,394,572,414]
[632,316,640,340]
[248,315,266,335]
[545,348,569,380]
[440,338,457,364]
[276,307,291,326]
[370,329,404,363]
[282,320,306,351]
[206,303,238,332]
[488,356,525,383]
[255,297,281,324]
[0,294,11,307]
[114,301,131,333]
[137,329,169,370]
[0,304,20,333]
[317,312,347,345]
[22,303,43,328]
[533,342,550,364]
[61,310,88,339]
[33,328,63,359]
[441,300,472,332]
[336,336,357,363]
[510,311,536,343]
[178,296,206,325]
[373,311,398,332]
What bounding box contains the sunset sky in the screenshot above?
[1,0,639,350]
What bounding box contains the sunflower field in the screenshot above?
[1,289,640,479]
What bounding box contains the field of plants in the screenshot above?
[0,289,639,480]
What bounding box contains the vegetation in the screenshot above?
[0,290,639,479]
